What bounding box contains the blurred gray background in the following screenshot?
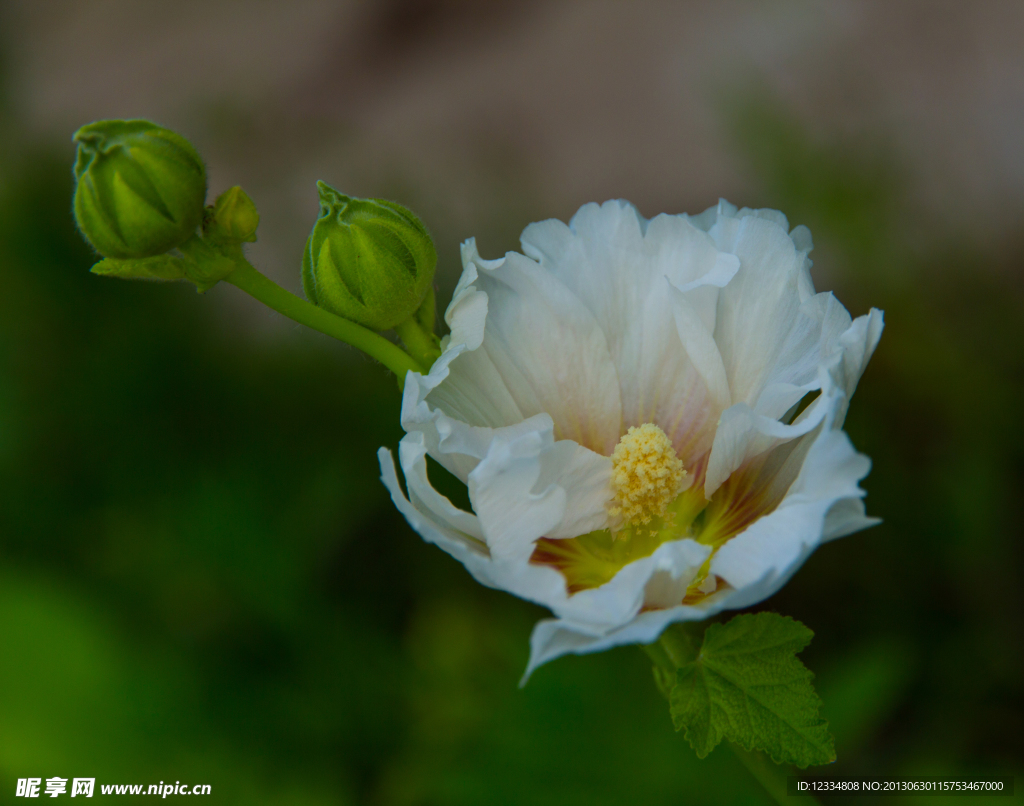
[6,0,1022,307]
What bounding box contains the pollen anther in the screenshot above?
[608,423,687,529]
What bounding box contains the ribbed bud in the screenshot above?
[301,181,436,330]
[72,119,207,259]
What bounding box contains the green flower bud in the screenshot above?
[301,181,436,331]
[204,185,259,245]
[72,119,207,259]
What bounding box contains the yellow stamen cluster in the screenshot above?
[608,423,687,529]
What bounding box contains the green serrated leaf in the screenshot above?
[668,613,835,768]
[90,254,189,282]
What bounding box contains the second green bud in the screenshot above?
[302,181,436,331]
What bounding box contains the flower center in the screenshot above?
[608,423,687,528]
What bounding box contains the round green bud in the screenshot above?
[72,119,207,259]
[204,185,259,245]
[301,181,437,331]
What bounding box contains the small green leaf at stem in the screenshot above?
[90,254,190,282]
[666,613,835,768]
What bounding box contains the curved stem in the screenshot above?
[642,641,676,674]
[729,743,820,806]
[224,259,421,388]
[394,316,441,372]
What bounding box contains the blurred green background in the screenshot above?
[1,1,1022,804]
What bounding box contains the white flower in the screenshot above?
[379,199,883,682]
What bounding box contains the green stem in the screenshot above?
[394,316,441,372]
[224,259,422,388]
[657,621,702,667]
[729,743,820,805]
[642,641,676,674]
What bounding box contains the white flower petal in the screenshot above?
[379,444,493,585]
[642,539,713,609]
[467,428,566,560]
[522,200,738,466]
[750,291,853,418]
[402,397,614,560]
[400,344,540,482]
[444,239,491,352]
[523,596,720,684]
[821,497,882,543]
[828,307,886,415]
[383,433,575,608]
[437,240,624,454]
[666,277,733,422]
[704,306,884,497]
[387,431,708,636]
[520,537,713,679]
[682,199,731,233]
[789,224,814,253]
[709,427,873,599]
[425,345,528,438]
[710,209,818,410]
[520,201,648,326]
[704,399,824,499]
[563,539,709,623]
[531,439,614,539]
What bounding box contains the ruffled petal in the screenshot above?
[467,425,613,560]
[396,410,614,561]
[522,201,732,337]
[400,343,542,482]
[522,544,717,683]
[704,306,884,497]
[432,239,623,455]
[641,539,715,609]
[518,536,712,681]
[530,439,615,538]
[521,200,738,467]
[709,427,873,602]
[444,240,491,352]
[384,434,711,645]
[708,204,821,412]
[379,442,494,587]
[704,304,882,593]
[827,306,887,424]
[821,497,881,543]
[704,398,824,500]
[517,398,876,681]
[521,609,707,685]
